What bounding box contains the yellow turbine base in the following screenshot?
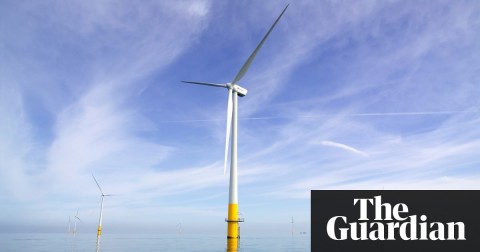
[227,204,239,239]
[97,226,102,236]
[227,238,239,251]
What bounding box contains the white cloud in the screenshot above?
[320,140,369,157]
[0,85,32,200]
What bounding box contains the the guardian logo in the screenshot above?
[326,195,465,241]
[311,190,480,252]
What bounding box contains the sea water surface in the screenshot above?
[0,233,310,251]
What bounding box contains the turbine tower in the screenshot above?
[183,4,288,249]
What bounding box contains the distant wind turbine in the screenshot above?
[68,216,71,235]
[183,4,289,247]
[73,209,81,236]
[291,216,294,237]
[177,222,183,235]
[92,174,113,237]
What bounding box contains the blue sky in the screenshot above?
[1,0,480,235]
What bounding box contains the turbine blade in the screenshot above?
[224,89,233,175]
[231,4,289,84]
[182,81,228,88]
[92,174,104,195]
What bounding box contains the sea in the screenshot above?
[0,233,310,251]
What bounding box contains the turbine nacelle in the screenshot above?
[230,84,248,97]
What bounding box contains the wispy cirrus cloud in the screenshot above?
[1,0,213,209]
[256,112,480,200]
[319,140,369,157]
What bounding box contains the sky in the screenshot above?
[1,0,480,235]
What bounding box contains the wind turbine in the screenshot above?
[73,209,81,236]
[182,4,289,246]
[291,216,294,237]
[68,216,71,235]
[177,222,183,235]
[92,174,113,237]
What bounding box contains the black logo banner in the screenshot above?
[311,190,480,251]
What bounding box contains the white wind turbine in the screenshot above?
[177,222,183,235]
[68,216,71,234]
[183,4,289,243]
[291,216,294,237]
[73,209,81,236]
[92,174,113,237]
